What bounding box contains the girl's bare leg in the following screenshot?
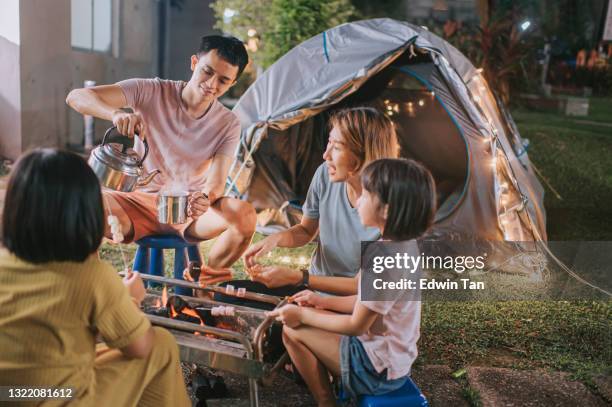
[282,325,342,407]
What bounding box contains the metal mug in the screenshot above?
[157,192,189,224]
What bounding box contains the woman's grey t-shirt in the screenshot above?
[302,164,381,277]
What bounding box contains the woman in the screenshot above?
[238,107,400,299]
[0,149,190,407]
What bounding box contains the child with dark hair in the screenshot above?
[0,149,190,406]
[269,158,436,406]
[66,35,256,290]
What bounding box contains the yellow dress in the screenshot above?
[0,249,190,407]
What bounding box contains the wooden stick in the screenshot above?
[119,271,281,305]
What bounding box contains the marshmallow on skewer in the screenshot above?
[237,287,246,297]
[211,305,236,316]
[225,284,235,295]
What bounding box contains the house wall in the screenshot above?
[0,0,22,159]
[1,0,159,158]
[167,0,218,81]
[66,0,158,146]
[1,0,218,159]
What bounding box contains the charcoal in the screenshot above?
[195,400,208,407]
[167,295,189,314]
[143,306,169,318]
[195,307,217,326]
[173,313,201,324]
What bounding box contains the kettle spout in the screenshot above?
[137,169,161,187]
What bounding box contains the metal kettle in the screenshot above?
[88,126,161,192]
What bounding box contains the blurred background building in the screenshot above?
[0,0,216,160]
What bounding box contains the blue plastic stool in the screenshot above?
[133,234,202,296]
[338,377,428,407]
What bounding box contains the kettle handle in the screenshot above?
[101,126,149,166]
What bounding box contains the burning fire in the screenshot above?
[145,287,238,338]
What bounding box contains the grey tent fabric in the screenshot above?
[228,18,547,246]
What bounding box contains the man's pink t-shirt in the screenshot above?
[117,78,241,193]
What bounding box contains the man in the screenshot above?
[66,35,256,274]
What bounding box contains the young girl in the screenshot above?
[269,158,436,406]
[0,149,190,406]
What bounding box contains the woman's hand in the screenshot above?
[290,289,325,308]
[187,191,213,219]
[123,271,146,306]
[183,264,233,286]
[250,265,302,288]
[243,235,281,270]
[267,304,302,328]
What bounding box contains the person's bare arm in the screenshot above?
[253,266,359,294]
[308,274,359,295]
[187,154,236,218]
[66,84,127,120]
[204,154,233,204]
[292,290,357,313]
[119,326,155,358]
[270,302,378,336]
[66,84,146,138]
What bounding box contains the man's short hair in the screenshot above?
[198,35,249,81]
[2,148,105,263]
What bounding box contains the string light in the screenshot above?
[418,99,425,107]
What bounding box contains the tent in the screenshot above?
[226,18,547,248]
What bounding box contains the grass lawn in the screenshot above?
[99,97,612,397]
[512,97,612,240]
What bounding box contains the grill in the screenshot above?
[132,273,289,407]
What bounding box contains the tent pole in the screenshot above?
[224,141,260,196]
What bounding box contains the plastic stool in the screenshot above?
[338,377,428,407]
[133,234,202,296]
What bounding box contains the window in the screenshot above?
[71,0,112,53]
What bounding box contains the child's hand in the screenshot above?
[267,304,302,328]
[123,271,146,307]
[290,289,324,309]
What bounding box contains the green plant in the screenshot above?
[211,0,354,69]
[462,11,533,105]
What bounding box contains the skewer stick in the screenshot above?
[196,305,267,316]
[119,272,281,305]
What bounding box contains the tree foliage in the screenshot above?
[211,0,355,69]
